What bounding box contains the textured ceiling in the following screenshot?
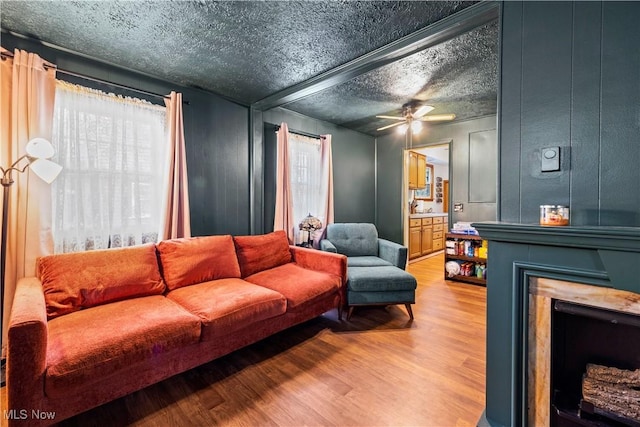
[285,20,498,135]
[0,0,497,136]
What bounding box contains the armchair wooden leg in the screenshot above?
[347,306,355,320]
[404,304,414,320]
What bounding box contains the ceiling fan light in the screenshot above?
[398,123,408,134]
[411,120,422,134]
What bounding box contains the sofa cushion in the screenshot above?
[156,235,241,291]
[245,263,341,311]
[38,244,165,319]
[45,295,201,398]
[347,256,393,268]
[167,278,286,341]
[233,230,292,278]
[325,223,379,257]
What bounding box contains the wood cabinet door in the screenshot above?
[408,152,418,189]
[417,153,427,188]
[421,226,433,255]
[409,228,422,259]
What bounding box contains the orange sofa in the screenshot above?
[7,231,346,426]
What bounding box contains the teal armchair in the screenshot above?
[320,223,417,320]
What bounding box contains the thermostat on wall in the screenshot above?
[541,147,560,172]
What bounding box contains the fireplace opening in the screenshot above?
[551,300,640,427]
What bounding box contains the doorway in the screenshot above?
[402,141,452,250]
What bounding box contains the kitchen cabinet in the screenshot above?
[417,153,427,188]
[432,216,445,251]
[409,219,422,259]
[408,215,447,259]
[408,151,427,189]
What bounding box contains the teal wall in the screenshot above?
[500,1,640,226]
[484,2,640,426]
[376,115,497,244]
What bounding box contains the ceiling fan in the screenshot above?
[376,103,456,133]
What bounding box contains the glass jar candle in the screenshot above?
[540,205,570,226]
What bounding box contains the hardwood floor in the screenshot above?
[1,253,487,427]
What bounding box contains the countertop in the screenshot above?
[409,213,448,218]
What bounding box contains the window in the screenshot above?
[51,81,167,253]
[288,133,323,239]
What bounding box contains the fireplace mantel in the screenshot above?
[472,222,640,427]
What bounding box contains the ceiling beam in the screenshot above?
[251,1,499,111]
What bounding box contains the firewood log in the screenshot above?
[586,363,640,386]
[582,376,640,421]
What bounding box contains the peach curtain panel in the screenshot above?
[0,48,56,356]
[161,91,191,240]
[319,134,334,227]
[273,123,295,243]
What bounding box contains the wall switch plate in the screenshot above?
[541,147,560,172]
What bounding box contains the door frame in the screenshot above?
[402,139,453,250]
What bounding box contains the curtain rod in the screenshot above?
[0,50,189,105]
[274,125,322,140]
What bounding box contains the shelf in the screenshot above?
[445,233,487,286]
[446,274,486,286]
[445,233,483,240]
[446,254,487,263]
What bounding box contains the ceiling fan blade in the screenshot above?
[377,121,406,131]
[412,105,434,118]
[375,115,406,120]
[420,114,456,122]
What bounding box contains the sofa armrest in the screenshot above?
[289,246,347,285]
[378,238,408,269]
[7,277,48,412]
[319,239,337,253]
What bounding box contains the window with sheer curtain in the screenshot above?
[288,133,323,241]
[51,81,167,253]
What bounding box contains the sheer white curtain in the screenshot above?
[51,81,167,253]
[288,133,324,244]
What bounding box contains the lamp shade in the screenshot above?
[299,213,322,231]
[25,137,55,159]
[29,158,62,184]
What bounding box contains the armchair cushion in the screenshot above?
[347,256,393,268]
[324,223,378,257]
[347,266,417,293]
